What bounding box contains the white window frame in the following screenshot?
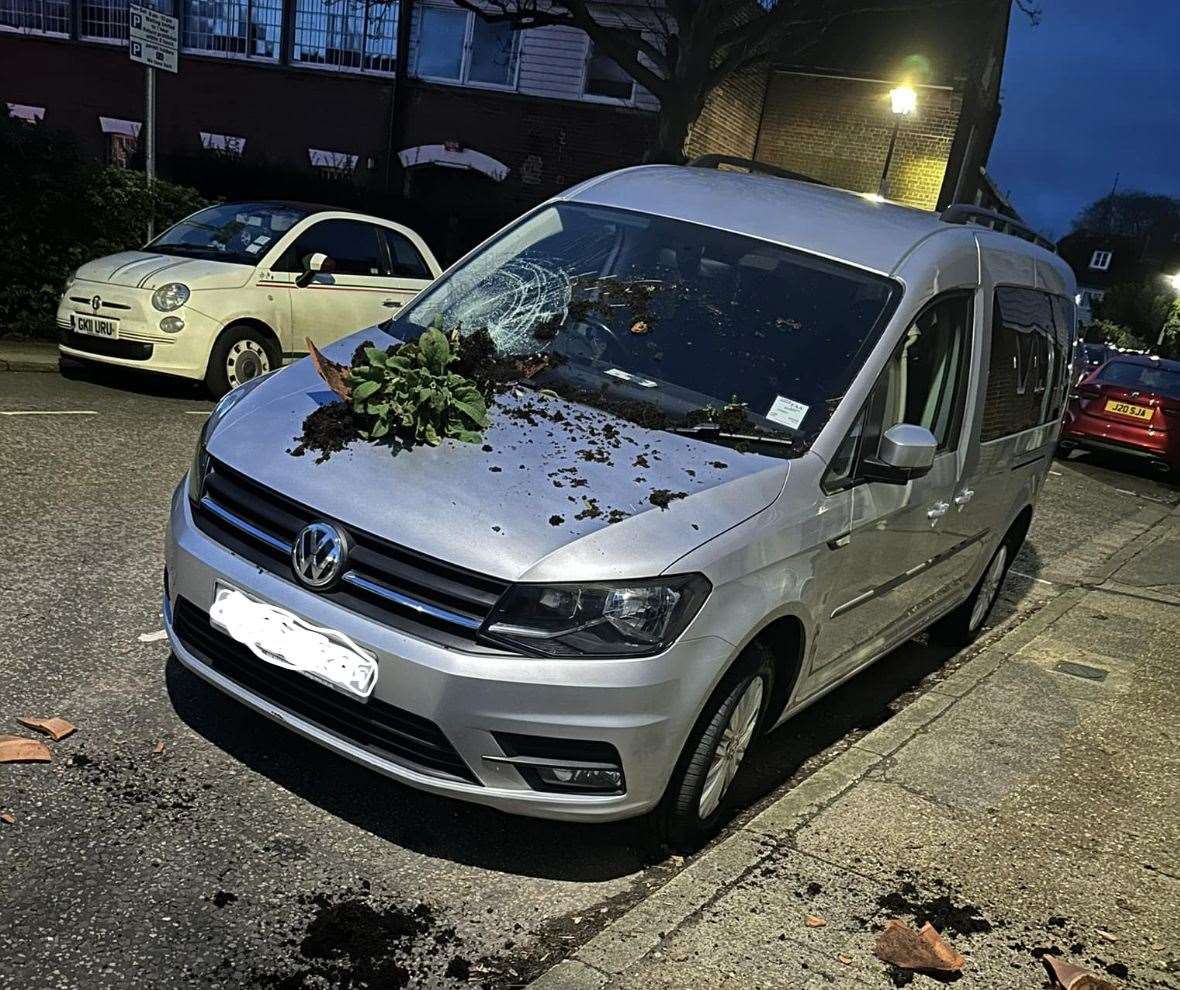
[7,103,46,122]
[1089,250,1112,271]
[201,131,246,155]
[414,2,520,93]
[0,0,70,37]
[580,37,636,106]
[181,0,283,63]
[289,0,397,77]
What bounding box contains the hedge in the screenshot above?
[0,116,208,339]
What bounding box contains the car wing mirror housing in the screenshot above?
[295,252,333,288]
[862,424,938,484]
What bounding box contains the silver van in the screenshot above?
[165,165,1076,851]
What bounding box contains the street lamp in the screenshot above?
[878,85,917,199]
[1159,272,1180,347]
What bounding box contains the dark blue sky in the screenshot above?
[988,0,1180,239]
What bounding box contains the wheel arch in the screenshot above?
[205,318,283,376]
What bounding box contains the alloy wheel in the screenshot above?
[969,545,1008,632]
[698,677,763,820]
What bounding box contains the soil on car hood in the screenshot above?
[211,347,789,583]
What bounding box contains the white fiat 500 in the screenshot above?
[57,202,442,396]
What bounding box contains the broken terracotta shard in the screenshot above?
[1044,956,1119,990]
[306,337,352,401]
[15,717,76,742]
[0,734,52,763]
[874,919,965,974]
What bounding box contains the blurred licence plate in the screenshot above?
[1105,400,1152,421]
[74,314,119,338]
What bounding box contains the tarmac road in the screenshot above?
[0,365,1175,989]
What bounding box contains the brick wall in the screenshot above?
[684,67,770,160]
[753,73,964,211]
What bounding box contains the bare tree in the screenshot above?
[450,0,1036,163]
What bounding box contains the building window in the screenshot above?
[7,103,46,123]
[0,0,70,35]
[415,4,518,88]
[1089,250,1112,271]
[583,41,633,101]
[80,0,172,43]
[99,116,141,166]
[292,0,397,73]
[308,147,359,176]
[201,131,246,155]
[183,0,282,59]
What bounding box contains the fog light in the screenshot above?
[535,766,622,790]
[160,316,185,333]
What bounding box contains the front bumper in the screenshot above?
[164,482,729,821]
[56,283,220,381]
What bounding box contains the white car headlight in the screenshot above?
[152,282,190,312]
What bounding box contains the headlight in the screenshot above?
[152,282,190,311]
[185,371,275,502]
[483,575,711,657]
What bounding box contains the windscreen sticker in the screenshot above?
[252,234,271,246]
[245,243,263,254]
[766,395,809,429]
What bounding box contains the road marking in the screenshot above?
[0,410,98,416]
[137,630,168,643]
[1009,569,1054,586]
[184,410,211,416]
[1048,470,1062,476]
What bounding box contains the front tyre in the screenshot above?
[205,325,276,398]
[657,644,774,854]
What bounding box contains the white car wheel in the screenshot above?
[969,544,1008,632]
[698,676,763,820]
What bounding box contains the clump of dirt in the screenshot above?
[876,879,993,937]
[291,402,362,463]
[350,339,376,367]
[649,489,688,510]
[549,515,564,527]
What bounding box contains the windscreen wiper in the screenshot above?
[667,424,796,449]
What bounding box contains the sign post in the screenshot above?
[129,4,179,239]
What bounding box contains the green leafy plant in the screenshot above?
[347,329,490,448]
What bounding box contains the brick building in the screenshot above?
[2,0,1012,256]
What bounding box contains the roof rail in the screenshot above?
[686,154,828,187]
[941,204,1057,253]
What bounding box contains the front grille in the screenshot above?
[60,327,153,361]
[172,597,480,784]
[193,458,510,646]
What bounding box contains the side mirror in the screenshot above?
[862,424,937,484]
[295,252,332,288]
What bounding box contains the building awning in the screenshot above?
[308,148,358,171]
[99,117,142,137]
[7,104,45,123]
[201,132,246,154]
[398,144,509,182]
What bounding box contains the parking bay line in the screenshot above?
[1009,569,1055,586]
[0,409,98,416]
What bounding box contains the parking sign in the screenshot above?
[129,4,179,74]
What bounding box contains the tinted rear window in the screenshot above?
[1097,361,1180,399]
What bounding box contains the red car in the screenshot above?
[1060,353,1180,474]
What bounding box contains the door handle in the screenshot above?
[927,501,950,521]
[953,489,975,507]
[382,299,402,309]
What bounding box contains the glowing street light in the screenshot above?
[878,85,917,199]
[1167,271,1180,293]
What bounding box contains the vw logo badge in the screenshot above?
[292,521,347,589]
[91,295,102,312]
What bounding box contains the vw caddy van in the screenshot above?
[165,164,1076,850]
[58,202,440,396]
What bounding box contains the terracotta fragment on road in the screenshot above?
[0,735,52,763]
[16,717,76,741]
[1,811,14,824]
[152,740,166,755]
[874,919,965,973]
[1044,956,1119,990]
[804,915,827,928]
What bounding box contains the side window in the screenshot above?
[382,230,431,279]
[823,293,972,492]
[980,288,1062,442]
[275,220,385,277]
[875,293,974,452]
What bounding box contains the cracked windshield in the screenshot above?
[399,203,899,448]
